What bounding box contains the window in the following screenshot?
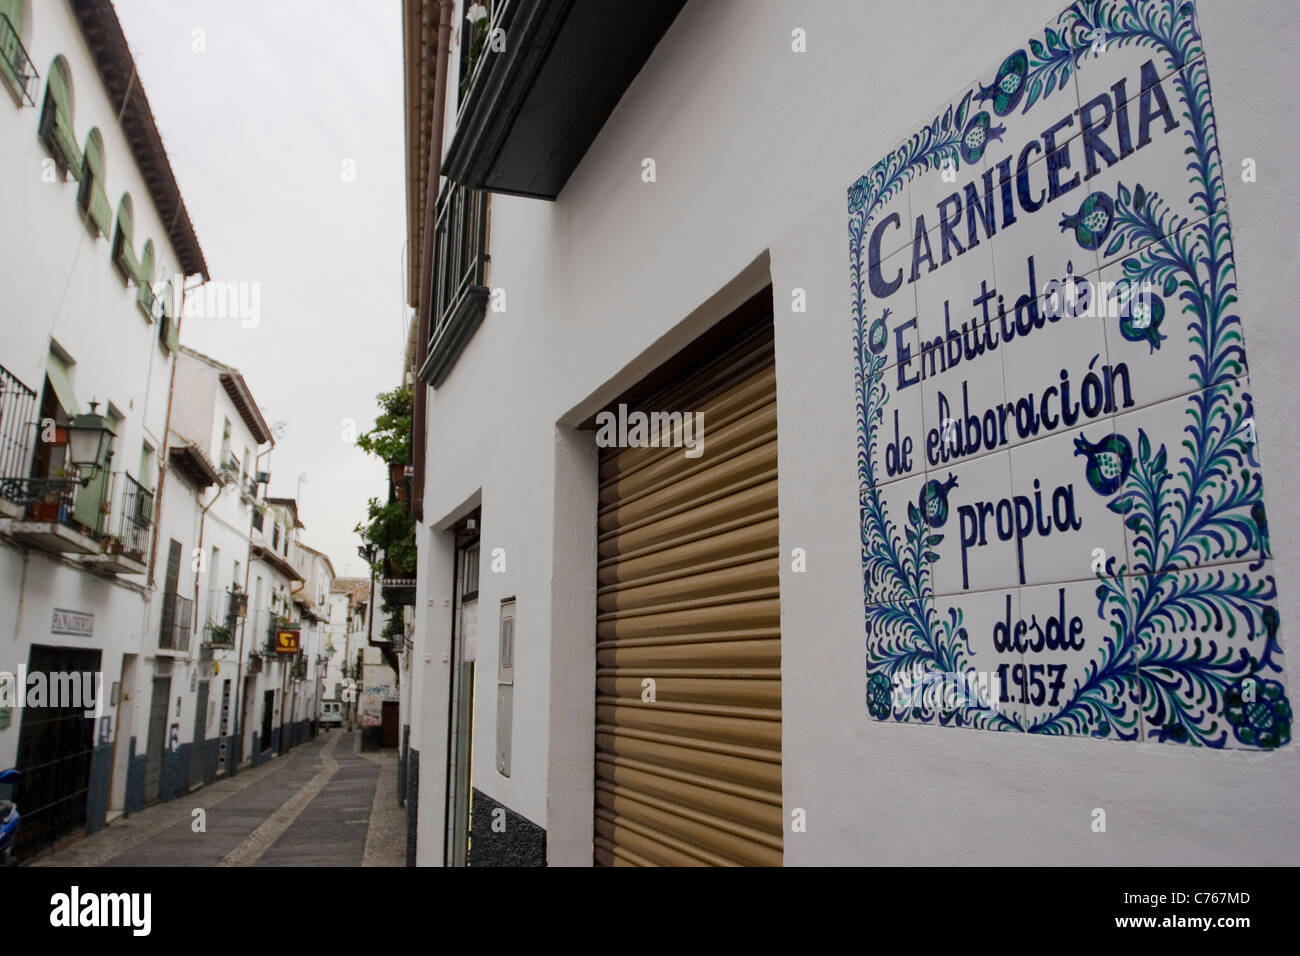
[419,183,490,388]
[38,56,78,175]
[77,128,112,237]
[461,542,480,601]
[136,240,159,320]
[111,194,139,283]
[139,442,154,491]
[0,0,38,107]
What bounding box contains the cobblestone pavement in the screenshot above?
[30,731,405,867]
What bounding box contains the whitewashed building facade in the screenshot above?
[401,0,1300,866]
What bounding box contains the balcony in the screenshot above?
[219,450,240,482]
[0,476,102,554]
[81,473,152,574]
[441,0,686,199]
[203,588,246,648]
[381,551,416,607]
[417,184,490,388]
[0,13,38,108]
[159,594,194,653]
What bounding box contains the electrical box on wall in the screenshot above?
[498,599,515,684]
[497,599,515,777]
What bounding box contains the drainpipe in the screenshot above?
[411,0,455,523]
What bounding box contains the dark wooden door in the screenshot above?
[143,675,170,803]
[381,701,400,748]
[189,680,209,789]
[13,645,102,858]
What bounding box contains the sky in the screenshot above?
[114,0,410,579]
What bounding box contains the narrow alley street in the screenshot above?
[29,733,403,867]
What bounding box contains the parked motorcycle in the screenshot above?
[0,769,18,866]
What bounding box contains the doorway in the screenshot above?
[261,690,274,753]
[189,680,209,789]
[142,673,170,805]
[13,645,102,858]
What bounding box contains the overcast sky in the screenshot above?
[115,0,409,579]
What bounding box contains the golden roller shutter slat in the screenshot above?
[598,399,777,506]
[597,558,779,614]
[596,636,780,669]
[595,352,781,867]
[594,732,780,791]
[598,507,780,571]
[595,787,782,866]
[596,762,781,833]
[597,675,780,708]
[597,442,775,537]
[597,366,777,485]
[597,519,779,588]
[596,597,780,642]
[598,482,778,558]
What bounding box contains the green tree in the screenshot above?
[355,386,413,464]
[354,497,416,576]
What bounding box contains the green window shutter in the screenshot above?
[73,458,109,535]
[78,130,111,237]
[39,58,81,174]
[45,352,78,418]
[158,303,179,352]
[135,240,158,319]
[112,194,141,283]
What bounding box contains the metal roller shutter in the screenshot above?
[594,321,781,867]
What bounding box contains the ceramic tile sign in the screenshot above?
[850,0,1289,748]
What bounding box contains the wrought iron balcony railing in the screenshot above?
[160,594,194,652]
[0,13,38,108]
[204,582,244,634]
[110,473,153,559]
[0,475,82,527]
[0,363,36,481]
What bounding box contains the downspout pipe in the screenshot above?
[412,0,455,523]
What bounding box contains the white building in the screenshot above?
[158,346,275,795]
[401,0,1300,866]
[241,497,306,764]
[0,0,206,857]
[325,578,372,729]
[290,541,335,733]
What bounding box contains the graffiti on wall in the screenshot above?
[850,0,1289,747]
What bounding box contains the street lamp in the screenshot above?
[66,401,115,485]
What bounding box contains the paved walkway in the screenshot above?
[32,731,404,867]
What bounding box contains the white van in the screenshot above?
[320,700,343,728]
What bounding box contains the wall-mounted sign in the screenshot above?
[274,629,301,654]
[51,608,94,637]
[850,0,1288,749]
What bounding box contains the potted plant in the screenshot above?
[28,472,70,522]
[206,621,234,645]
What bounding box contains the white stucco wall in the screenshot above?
[0,0,196,787]
[413,0,1300,865]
